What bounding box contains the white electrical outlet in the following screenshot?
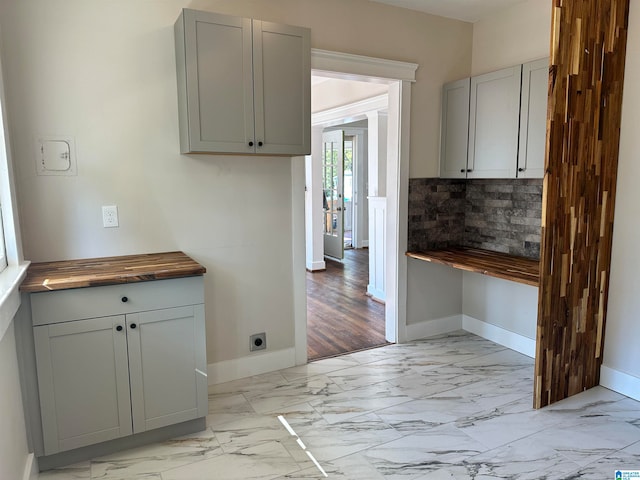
[102,205,119,228]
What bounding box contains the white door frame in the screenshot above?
[294,50,417,364]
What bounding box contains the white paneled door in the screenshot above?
[322,130,344,259]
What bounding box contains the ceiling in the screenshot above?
[368,0,528,23]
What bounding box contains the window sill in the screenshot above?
[0,262,30,342]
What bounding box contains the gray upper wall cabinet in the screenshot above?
[517,58,550,179]
[174,9,311,156]
[468,66,522,179]
[440,78,471,179]
[440,58,549,179]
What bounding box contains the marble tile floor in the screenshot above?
[36,331,640,479]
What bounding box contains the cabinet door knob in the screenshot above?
[466,169,472,172]
[518,167,525,172]
[258,141,263,147]
[121,296,128,303]
[130,323,137,329]
[116,325,123,332]
[460,169,465,173]
[248,141,254,147]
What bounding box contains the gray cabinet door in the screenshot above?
[440,78,470,178]
[253,20,310,155]
[176,9,310,155]
[518,58,549,179]
[34,316,132,455]
[177,10,255,154]
[127,305,207,433]
[468,66,522,179]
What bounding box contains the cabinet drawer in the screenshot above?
[31,276,204,326]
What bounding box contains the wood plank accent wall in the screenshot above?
[534,0,630,408]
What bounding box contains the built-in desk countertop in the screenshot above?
[406,247,540,287]
[20,251,206,293]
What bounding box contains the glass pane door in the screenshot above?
[322,130,344,259]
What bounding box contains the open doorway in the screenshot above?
[306,75,389,361]
[294,49,416,367]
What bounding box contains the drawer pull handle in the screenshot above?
[121,296,128,303]
[130,323,137,329]
[116,325,123,332]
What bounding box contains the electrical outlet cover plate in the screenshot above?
[250,333,266,352]
[102,205,119,228]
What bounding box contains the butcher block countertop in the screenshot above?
[20,251,206,293]
[406,247,540,287]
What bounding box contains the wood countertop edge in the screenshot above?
[20,251,206,293]
[406,248,540,287]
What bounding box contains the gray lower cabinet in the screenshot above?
[32,277,207,456]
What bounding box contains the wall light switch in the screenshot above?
[102,205,119,228]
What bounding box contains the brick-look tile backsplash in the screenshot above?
[408,179,466,251]
[408,178,543,259]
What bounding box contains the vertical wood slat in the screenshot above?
[534,0,630,409]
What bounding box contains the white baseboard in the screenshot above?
[306,260,326,271]
[362,240,369,248]
[207,348,296,385]
[462,315,535,358]
[405,315,462,341]
[23,453,37,480]
[600,365,640,401]
[366,285,385,302]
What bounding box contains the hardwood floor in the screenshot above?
[306,248,389,361]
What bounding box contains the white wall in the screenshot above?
[406,260,462,332]
[602,1,640,398]
[0,0,295,372]
[471,0,552,76]
[0,323,32,480]
[462,272,537,340]
[0,0,471,376]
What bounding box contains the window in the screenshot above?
[0,45,28,342]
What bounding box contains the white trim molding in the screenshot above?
[600,365,640,401]
[462,315,536,358]
[0,264,28,342]
[311,49,418,83]
[306,261,326,272]
[312,94,388,127]
[367,196,386,303]
[22,453,37,480]
[207,348,296,385]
